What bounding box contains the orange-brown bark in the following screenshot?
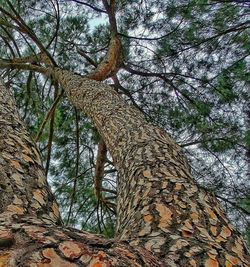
[87,35,122,81]
[94,138,107,201]
[0,16,249,264]
[0,80,162,266]
[0,217,164,266]
[1,65,250,265]
[87,0,122,81]
[51,68,250,266]
[1,0,249,266]
[0,80,61,225]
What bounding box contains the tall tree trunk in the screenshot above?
[0,71,249,266]
[0,79,62,224]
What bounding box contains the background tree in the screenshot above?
[0,0,249,265]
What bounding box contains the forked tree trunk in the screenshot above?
[0,71,249,266]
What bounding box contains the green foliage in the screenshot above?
[216,73,237,103]
[245,131,250,147]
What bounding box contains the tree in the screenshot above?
[0,0,249,265]
[0,0,249,233]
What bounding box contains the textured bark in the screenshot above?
[51,68,250,266]
[0,79,163,266]
[0,80,61,225]
[94,138,107,201]
[0,71,250,266]
[87,35,122,81]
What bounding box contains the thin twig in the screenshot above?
[35,90,63,142]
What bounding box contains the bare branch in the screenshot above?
[118,20,183,41]
[66,108,81,225]
[35,90,63,142]
[65,0,106,13]
[94,138,107,201]
[77,48,98,67]
[1,1,57,66]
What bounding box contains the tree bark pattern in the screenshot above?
[94,138,107,201]
[0,79,163,266]
[49,69,250,266]
[0,218,164,266]
[0,71,249,266]
[0,81,61,225]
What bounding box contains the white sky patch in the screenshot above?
[89,15,108,31]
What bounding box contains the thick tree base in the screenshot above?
[0,215,164,267]
[1,215,249,266]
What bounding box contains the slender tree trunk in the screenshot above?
[0,71,249,266]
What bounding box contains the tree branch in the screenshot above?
[87,0,122,80]
[94,138,107,201]
[67,0,106,13]
[0,60,48,74]
[35,90,64,142]
[216,195,250,216]
[118,20,183,41]
[1,1,57,66]
[66,108,80,225]
[77,48,98,67]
